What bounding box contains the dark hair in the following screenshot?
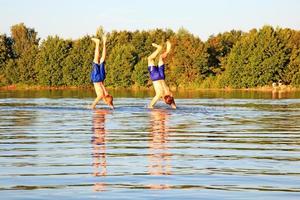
[164,95,174,105]
[104,94,113,106]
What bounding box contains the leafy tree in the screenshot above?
[149,28,173,45]
[10,23,39,57]
[0,34,13,67]
[107,30,132,52]
[1,23,300,89]
[8,23,40,84]
[35,36,72,86]
[288,49,300,86]
[131,31,152,59]
[168,30,208,88]
[0,34,13,85]
[223,26,290,88]
[17,46,38,84]
[63,36,94,86]
[132,58,149,87]
[105,44,137,87]
[279,29,300,86]
[2,60,17,85]
[206,30,242,75]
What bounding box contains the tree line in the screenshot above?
[0,23,299,89]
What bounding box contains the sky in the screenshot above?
[1,0,300,41]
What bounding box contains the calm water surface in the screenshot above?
[0,90,300,200]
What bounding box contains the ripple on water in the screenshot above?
[0,97,300,199]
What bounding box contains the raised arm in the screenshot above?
[100,35,107,63]
[148,82,163,109]
[148,94,161,109]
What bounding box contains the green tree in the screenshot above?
[132,58,149,87]
[17,46,38,84]
[107,30,132,52]
[288,49,300,86]
[63,36,94,86]
[131,31,152,59]
[2,23,300,89]
[168,30,208,88]
[0,34,13,66]
[9,23,40,84]
[223,26,290,88]
[279,29,300,86]
[206,30,242,76]
[10,23,39,57]
[106,44,137,87]
[0,34,13,85]
[35,36,72,86]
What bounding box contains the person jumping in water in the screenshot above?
[148,41,176,109]
[90,35,114,109]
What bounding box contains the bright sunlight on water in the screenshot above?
[0,90,300,200]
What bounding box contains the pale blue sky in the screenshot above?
[1,0,300,41]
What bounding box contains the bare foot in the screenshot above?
[152,43,162,50]
[92,38,100,44]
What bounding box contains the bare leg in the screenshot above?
[92,38,100,64]
[148,43,162,66]
[148,94,161,109]
[159,41,171,66]
[148,81,163,108]
[100,35,107,63]
[161,41,171,58]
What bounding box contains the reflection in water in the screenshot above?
[148,109,172,189]
[1,96,300,199]
[11,110,37,127]
[2,89,300,99]
[91,109,109,192]
[272,89,285,99]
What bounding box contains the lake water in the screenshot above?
[1,90,300,200]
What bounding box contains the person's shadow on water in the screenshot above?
[91,109,110,192]
[148,109,172,189]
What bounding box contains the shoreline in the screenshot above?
[0,84,299,92]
